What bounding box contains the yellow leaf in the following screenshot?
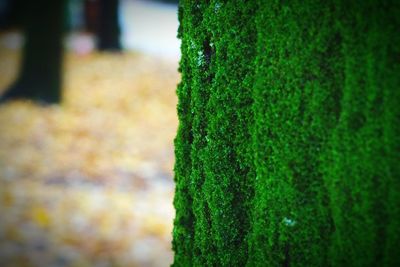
[31,206,51,228]
[1,190,14,206]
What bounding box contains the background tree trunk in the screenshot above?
[1,0,66,103]
[97,0,121,51]
[172,1,400,266]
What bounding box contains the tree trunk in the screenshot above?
[1,0,66,104]
[97,0,121,51]
[0,0,24,29]
[172,1,400,266]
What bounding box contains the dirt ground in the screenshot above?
[0,32,179,267]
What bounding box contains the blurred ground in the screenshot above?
[0,2,180,265]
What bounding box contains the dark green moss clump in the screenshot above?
[172,1,400,266]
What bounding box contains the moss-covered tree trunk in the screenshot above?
[173,0,400,266]
[1,0,66,103]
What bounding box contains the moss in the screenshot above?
[249,2,340,266]
[173,1,400,266]
[173,1,258,266]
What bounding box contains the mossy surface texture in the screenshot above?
[172,1,400,266]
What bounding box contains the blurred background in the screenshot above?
[0,0,180,266]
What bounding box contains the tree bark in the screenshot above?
[1,0,66,104]
[97,0,121,51]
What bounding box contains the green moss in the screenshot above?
[173,1,258,266]
[173,1,400,266]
